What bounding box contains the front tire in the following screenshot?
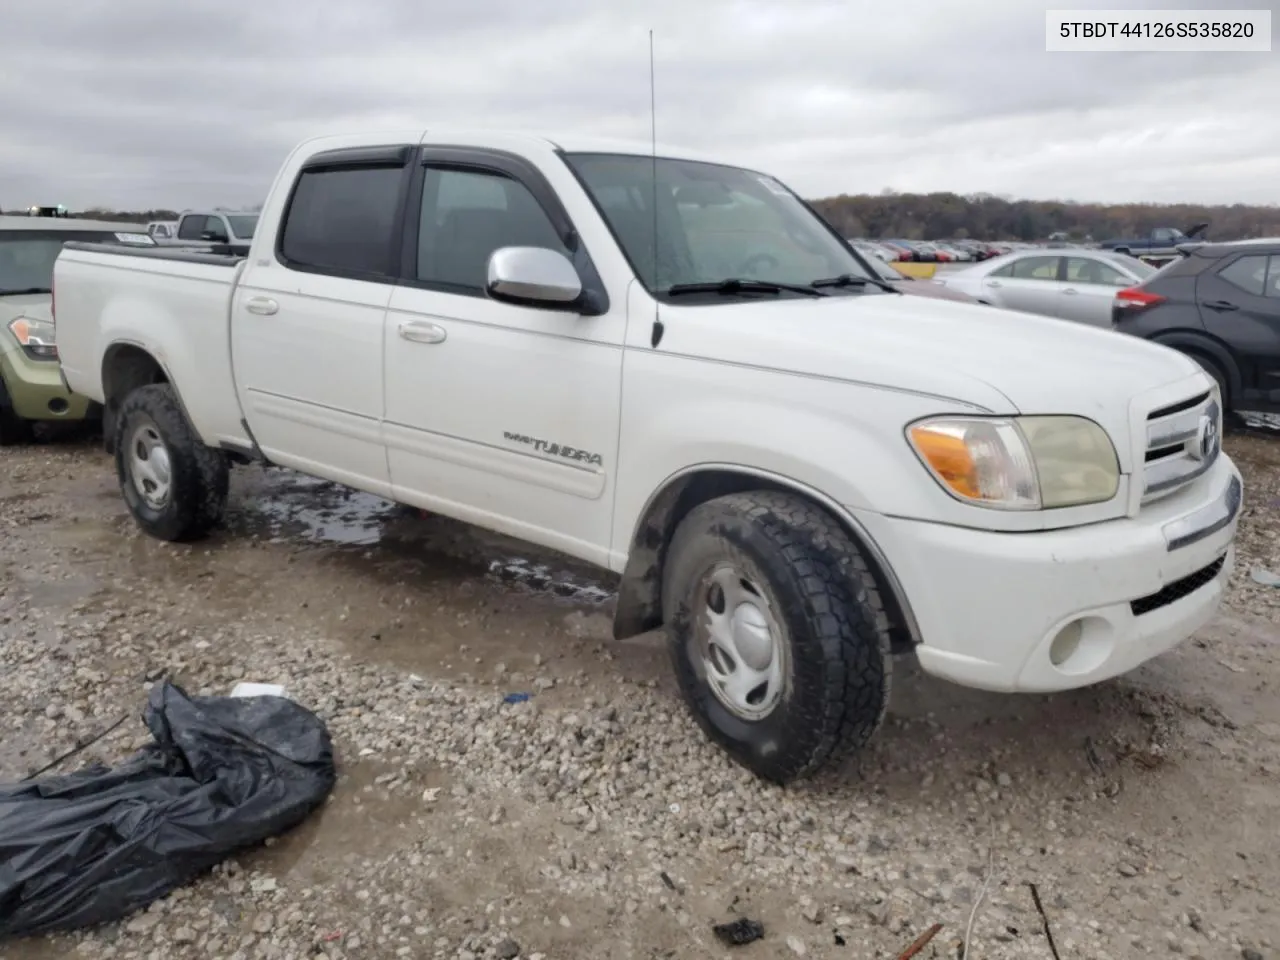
[663,491,891,784]
[115,384,229,542]
[0,380,35,446]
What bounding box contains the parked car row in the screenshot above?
[934,243,1280,426]
[936,247,1158,326]
[855,249,981,302]
[849,238,1019,263]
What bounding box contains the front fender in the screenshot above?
[1149,330,1241,398]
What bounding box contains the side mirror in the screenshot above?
[487,247,583,307]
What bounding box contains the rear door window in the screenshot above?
[1219,255,1268,297]
[1008,256,1061,281]
[1066,257,1130,287]
[279,166,404,277]
[1265,256,1280,299]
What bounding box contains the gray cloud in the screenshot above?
[3,0,1277,211]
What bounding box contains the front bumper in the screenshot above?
[0,341,92,422]
[853,456,1242,693]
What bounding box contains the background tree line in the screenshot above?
[5,194,1278,243]
[808,191,1280,242]
[0,204,262,222]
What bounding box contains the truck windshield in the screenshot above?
[226,215,259,239]
[0,232,114,295]
[562,153,876,299]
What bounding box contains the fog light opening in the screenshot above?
[47,397,69,415]
[1047,616,1113,677]
[1049,621,1082,667]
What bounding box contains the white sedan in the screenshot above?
[936,247,1159,326]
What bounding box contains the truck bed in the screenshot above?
[61,240,248,266]
[54,241,252,450]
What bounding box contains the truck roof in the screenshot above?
[293,126,723,166]
[0,215,148,233]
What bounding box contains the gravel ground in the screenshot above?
[1,431,1278,960]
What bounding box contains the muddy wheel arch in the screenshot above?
[100,342,177,455]
[612,465,920,655]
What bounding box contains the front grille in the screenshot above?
[1130,555,1226,616]
[1141,389,1220,503]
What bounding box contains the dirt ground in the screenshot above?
[1,431,1278,960]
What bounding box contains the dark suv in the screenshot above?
[1111,240,1280,422]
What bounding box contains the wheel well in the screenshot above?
[101,344,169,454]
[613,468,917,654]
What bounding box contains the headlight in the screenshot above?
[7,316,58,360]
[907,415,1120,510]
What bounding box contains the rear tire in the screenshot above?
[662,491,891,784]
[115,384,229,542]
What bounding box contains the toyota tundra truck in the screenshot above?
[51,128,1243,783]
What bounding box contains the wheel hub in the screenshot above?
[695,562,786,721]
[128,422,172,509]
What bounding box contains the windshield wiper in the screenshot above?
[0,287,52,296]
[811,273,899,294]
[666,278,826,298]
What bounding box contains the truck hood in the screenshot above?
[660,290,1202,421]
[894,278,978,303]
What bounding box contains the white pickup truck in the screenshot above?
[52,128,1243,783]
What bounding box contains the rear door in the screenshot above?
[981,255,1065,316]
[231,145,416,495]
[1058,255,1135,327]
[1197,251,1280,411]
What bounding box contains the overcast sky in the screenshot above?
[2,0,1277,212]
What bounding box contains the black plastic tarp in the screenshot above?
[0,680,336,938]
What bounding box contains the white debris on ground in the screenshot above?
[1,432,1278,960]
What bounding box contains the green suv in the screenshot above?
[0,214,153,443]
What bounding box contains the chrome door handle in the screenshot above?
[398,320,447,344]
[1062,287,1078,295]
[985,280,1002,288]
[245,296,279,316]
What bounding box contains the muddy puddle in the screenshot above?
[227,467,618,607]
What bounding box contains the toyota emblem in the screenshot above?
[1193,405,1220,462]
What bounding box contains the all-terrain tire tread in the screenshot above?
[665,490,891,783]
[115,384,228,542]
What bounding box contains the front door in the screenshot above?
[382,150,625,565]
[231,148,415,495]
[1198,251,1280,412]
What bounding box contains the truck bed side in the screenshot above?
[53,244,252,449]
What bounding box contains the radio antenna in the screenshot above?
[648,29,665,348]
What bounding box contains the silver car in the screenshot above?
[936,247,1158,326]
